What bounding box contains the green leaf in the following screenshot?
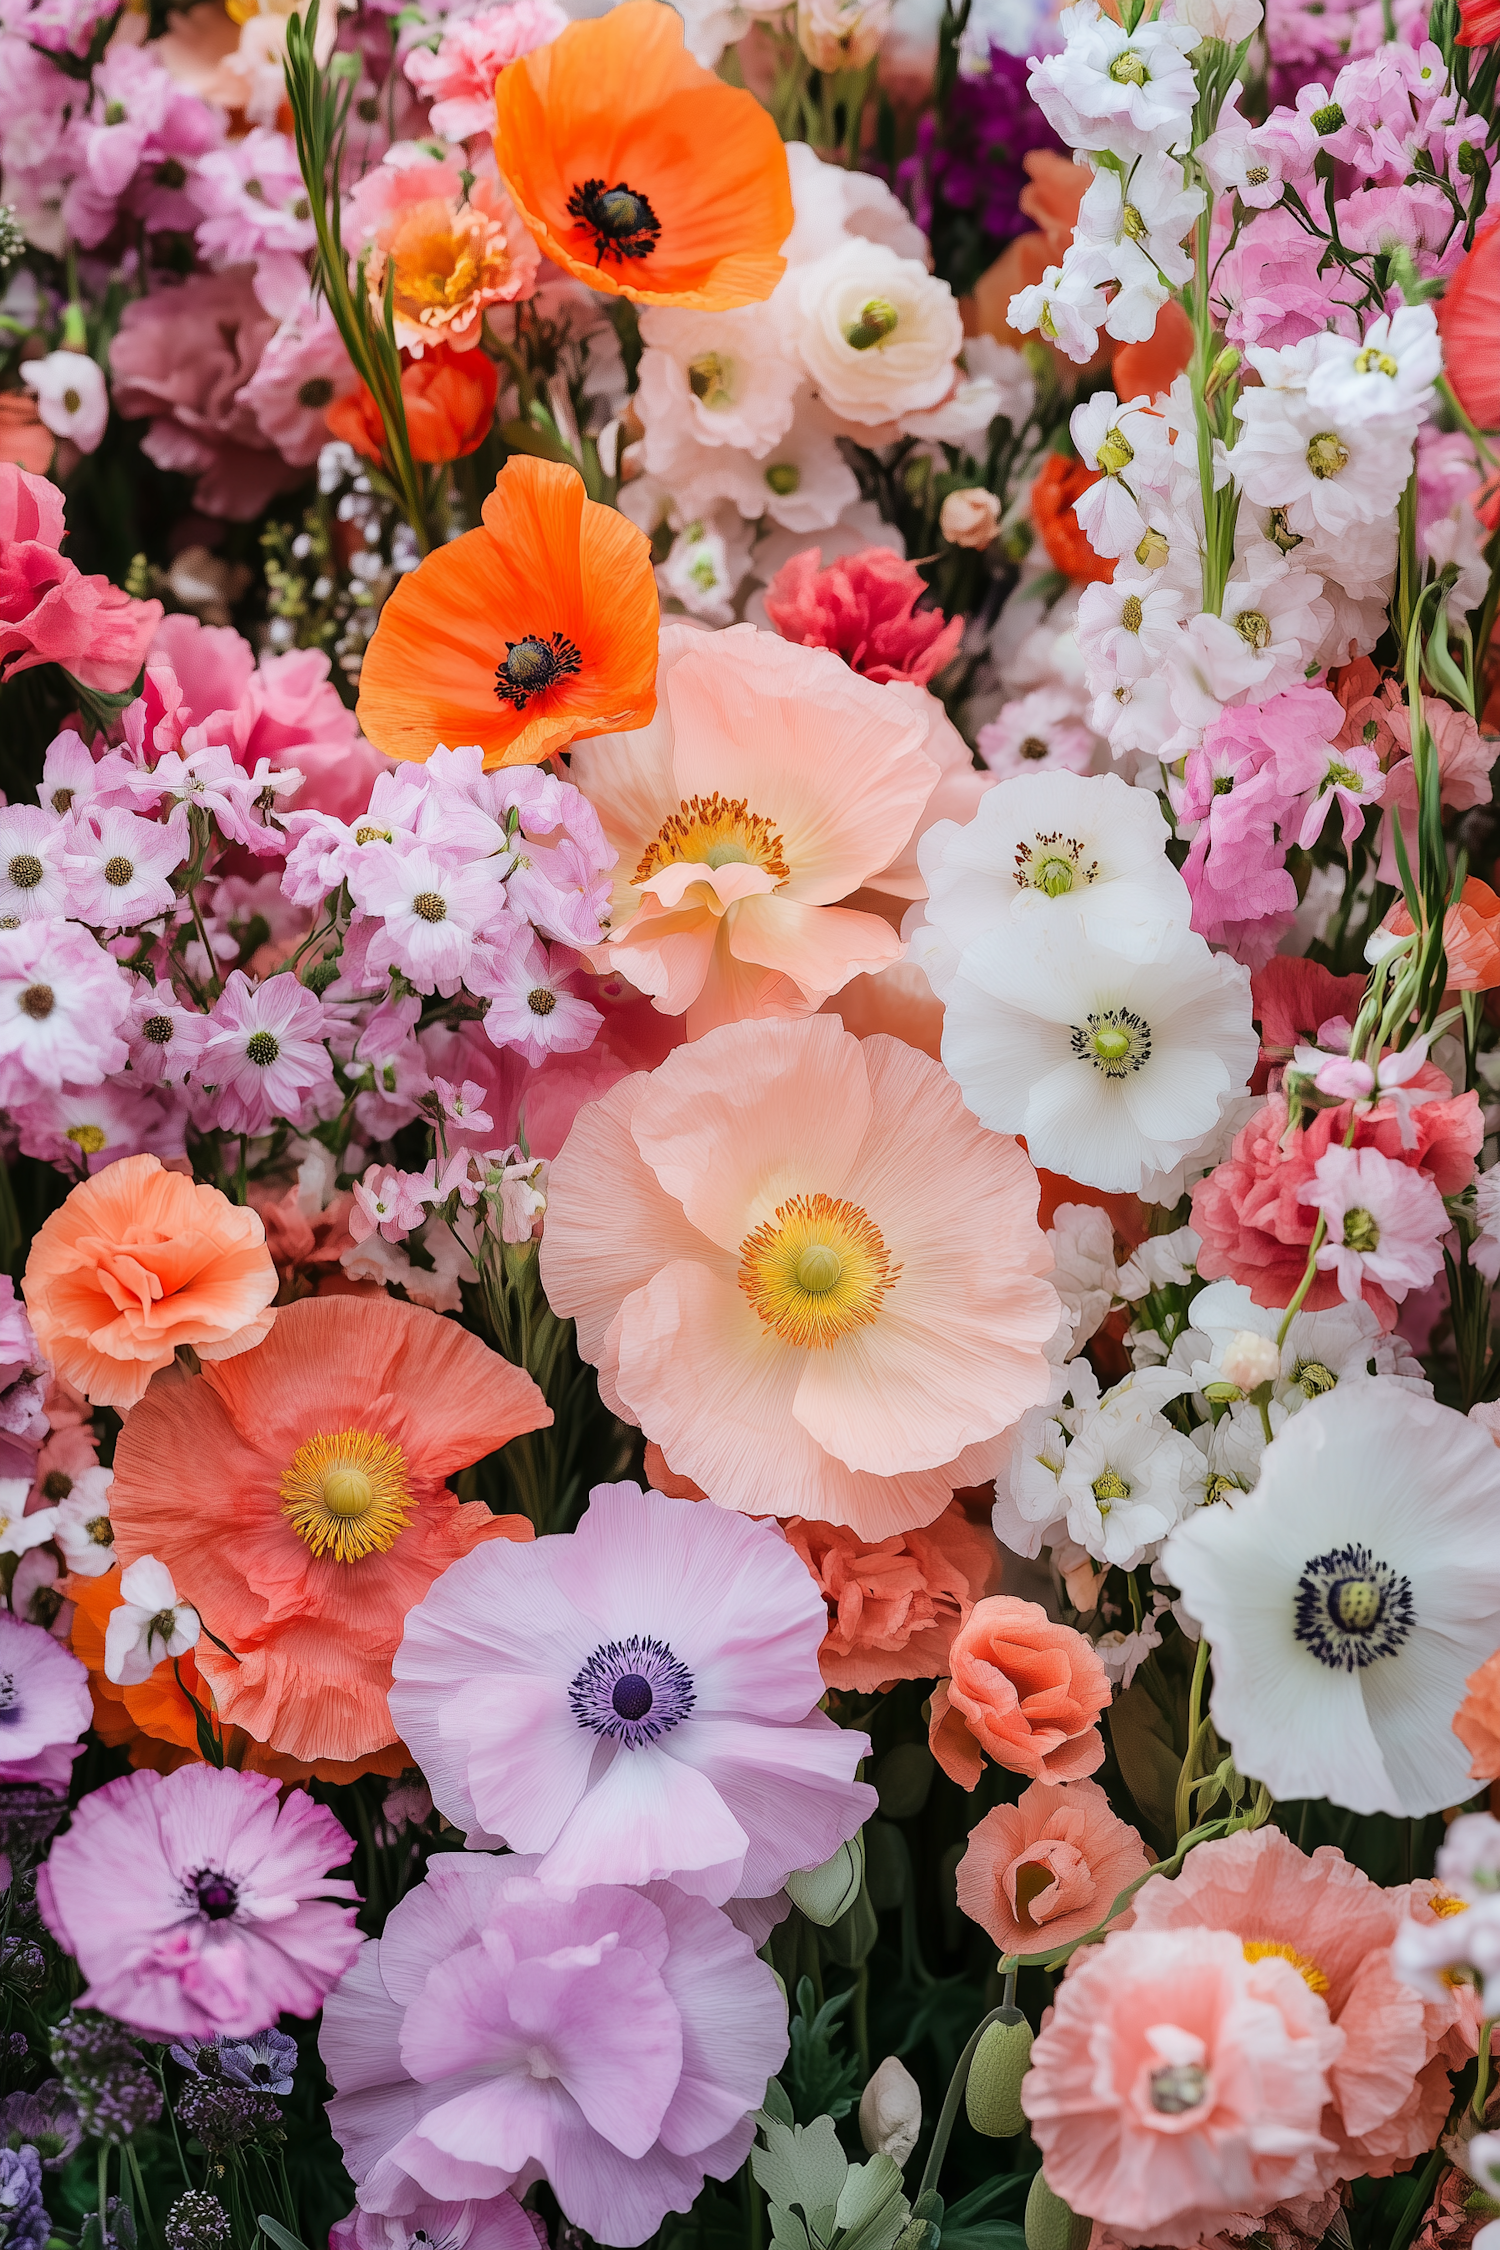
[499,419,582,469]
[259,2220,313,2250]
[762,2076,795,2128]
[834,2155,910,2250]
[788,1976,863,2123]
[751,2114,849,2229]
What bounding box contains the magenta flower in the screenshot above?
[0,920,131,1104]
[322,1854,787,2247]
[0,1612,92,1792]
[391,1481,874,1901]
[36,1765,361,2040]
[198,970,335,1136]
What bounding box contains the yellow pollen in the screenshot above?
[635,793,790,885]
[382,197,517,331]
[1242,1938,1330,1995]
[738,1192,898,1349]
[280,1428,414,1563]
[1429,1891,1470,1919]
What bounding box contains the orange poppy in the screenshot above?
[1458,0,1500,43]
[1438,221,1500,431]
[357,453,660,768]
[1385,875,1500,992]
[1112,298,1193,402]
[492,0,793,310]
[1031,451,1115,585]
[326,343,499,466]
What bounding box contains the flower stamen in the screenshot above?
[280,1428,415,1563]
[739,1192,898,1348]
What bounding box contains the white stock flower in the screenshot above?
[104,1556,201,1687]
[657,509,753,625]
[1176,0,1262,35]
[941,915,1257,1193]
[1057,1380,1199,1567]
[1173,1277,1432,1417]
[0,1479,56,1558]
[1182,1408,1266,1512]
[1070,391,1175,556]
[1304,305,1444,429]
[50,1463,118,1578]
[1074,154,1203,343]
[1164,1387,1500,1818]
[1048,1200,1119,1352]
[636,306,803,457]
[1076,571,1186,692]
[794,239,964,426]
[1008,250,1112,367]
[1216,547,1333,696]
[1231,376,1417,542]
[1027,0,1200,156]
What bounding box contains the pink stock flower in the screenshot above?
[237,301,359,474]
[350,1164,436,1245]
[321,1853,788,2247]
[149,615,257,727]
[956,1778,1150,1959]
[1379,695,1497,884]
[391,1479,875,1897]
[402,0,568,138]
[197,970,336,1137]
[432,1077,492,1133]
[1021,1927,1343,2246]
[0,1611,91,1792]
[63,44,221,250]
[763,546,964,687]
[0,920,131,1102]
[1212,207,1364,353]
[1298,1142,1449,1306]
[37,1765,361,2040]
[353,846,503,998]
[0,465,162,695]
[193,126,318,271]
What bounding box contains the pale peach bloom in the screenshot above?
[540,1014,1059,1538]
[859,683,994,909]
[1128,1826,1465,2185]
[956,1777,1150,1958]
[23,1156,278,1413]
[345,160,540,358]
[568,625,941,1037]
[928,1595,1110,1788]
[822,959,945,1060]
[1456,1647,1500,1779]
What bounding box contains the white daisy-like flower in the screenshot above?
[1074,155,1204,343]
[1076,571,1187,693]
[1216,548,1333,698]
[1163,1386,1500,1818]
[1027,0,1200,156]
[1057,1396,1200,1568]
[1304,305,1443,429]
[1230,380,1417,542]
[636,306,803,458]
[1071,391,1176,557]
[1173,1277,1433,1419]
[941,914,1255,1193]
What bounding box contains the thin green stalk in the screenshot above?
[1173,1633,1212,1842]
[916,2006,1013,2203]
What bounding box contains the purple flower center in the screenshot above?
[0,1673,19,1727]
[190,1868,240,1921]
[568,1636,695,1749]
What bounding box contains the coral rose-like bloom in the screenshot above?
[327,345,500,467]
[540,1015,1059,1538]
[1021,1927,1343,2247]
[782,1500,998,1693]
[357,456,658,769]
[956,1778,1149,1959]
[1456,1648,1500,1778]
[492,0,793,311]
[107,1296,549,1765]
[37,1764,361,2040]
[392,1480,874,1899]
[346,161,539,357]
[1129,1826,1467,2181]
[322,1852,789,2248]
[23,1155,279,1413]
[0,1611,92,1793]
[928,1595,1111,1788]
[762,548,964,688]
[569,624,938,1035]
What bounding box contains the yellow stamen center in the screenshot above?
[738,1192,898,1349]
[280,1428,414,1563]
[635,793,789,885]
[1429,1891,1469,1919]
[1242,1938,1330,1995]
[383,197,517,332]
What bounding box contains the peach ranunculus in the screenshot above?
[1455,1646,1500,1777]
[344,159,540,357]
[928,1594,1110,1788]
[23,1155,280,1413]
[107,1295,550,1766]
[540,1014,1059,1539]
[567,624,942,1037]
[1126,1825,1473,2183]
[955,1778,1150,1959]
[781,1501,999,1693]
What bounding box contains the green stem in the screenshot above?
[1173,1632,1213,1841]
[916,2005,1013,2203]
[1276,1218,1327,1348]
[1476,2015,1494,2121]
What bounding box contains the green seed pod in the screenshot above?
[965,2013,1033,2138]
[1024,2170,1092,2250]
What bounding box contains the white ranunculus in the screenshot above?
[794,239,964,427]
[637,305,804,458]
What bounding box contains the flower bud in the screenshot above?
[1024,2169,1092,2250]
[797,0,895,71]
[940,488,1002,551]
[965,2013,1033,2137]
[859,2055,922,2165]
[1219,1330,1280,1392]
[786,1830,866,1925]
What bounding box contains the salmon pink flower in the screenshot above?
[403,0,567,139]
[539,1014,1058,1537]
[778,1501,999,1693]
[763,548,963,688]
[106,1295,550,1766]
[346,159,539,358]
[928,1595,1111,1789]
[956,1778,1149,1959]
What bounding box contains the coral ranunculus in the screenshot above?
[956,1777,1150,1958]
[325,343,500,467]
[22,1155,280,1414]
[781,1500,1000,1693]
[492,0,793,310]
[356,455,659,769]
[540,1014,1059,1539]
[762,548,964,688]
[928,1594,1112,1788]
[106,1295,550,1766]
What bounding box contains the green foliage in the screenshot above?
[787,1979,863,2125]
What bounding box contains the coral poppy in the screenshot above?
[1384,875,1500,992]
[326,345,500,467]
[1456,1647,1500,1778]
[356,456,659,769]
[23,1155,279,1414]
[492,1,793,311]
[1030,451,1114,585]
[1437,220,1500,427]
[106,1295,549,1766]
[928,1595,1111,1788]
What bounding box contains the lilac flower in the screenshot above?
[122,984,212,1090]
[0,922,131,1102]
[197,971,335,1136]
[218,2028,298,2094]
[0,2081,82,2169]
[194,128,317,270]
[0,2141,48,2250]
[0,1612,91,1794]
[63,806,188,929]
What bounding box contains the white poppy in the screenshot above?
[1163,1387,1500,1818]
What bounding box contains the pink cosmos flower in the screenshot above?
[0,920,131,1102]
[1021,1927,1343,2246]
[0,804,71,924]
[321,1853,788,2248]
[197,970,336,1137]
[37,1765,361,2040]
[0,465,162,695]
[0,1611,92,1792]
[63,806,189,929]
[11,1078,187,1176]
[122,984,212,1090]
[763,546,964,687]
[392,1479,875,1899]
[1298,1142,1449,1306]
[539,1015,1058,1538]
[474,938,602,1068]
[352,846,503,998]
[403,0,568,138]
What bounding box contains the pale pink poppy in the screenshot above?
[539,1014,1058,1538]
[956,1778,1150,1958]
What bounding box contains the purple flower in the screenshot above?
[899,47,1060,252]
[0,1612,91,1794]
[0,2081,82,2169]
[0,2140,48,2250]
[331,2199,542,2250]
[197,970,336,1137]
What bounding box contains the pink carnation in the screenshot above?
[403,0,567,139]
[0,464,162,696]
[763,546,964,687]
[36,1764,361,2039]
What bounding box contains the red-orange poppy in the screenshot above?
[326,342,499,466]
[1458,0,1500,44]
[1031,451,1115,585]
[357,453,660,768]
[1112,298,1193,402]
[492,0,793,310]
[1438,220,1500,431]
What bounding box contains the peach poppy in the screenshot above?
[327,343,500,466]
[346,160,539,357]
[567,624,940,1035]
[1437,220,1500,427]
[492,0,793,311]
[107,1294,549,1765]
[23,1155,279,1414]
[1455,1646,1500,1778]
[1030,451,1114,585]
[928,1595,1110,1788]
[540,1013,1059,1539]
[956,1778,1150,1958]
[1112,297,1193,402]
[1384,875,1500,991]
[356,454,659,769]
